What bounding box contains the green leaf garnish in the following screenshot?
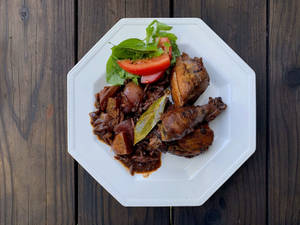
[106,20,181,85]
[134,93,169,144]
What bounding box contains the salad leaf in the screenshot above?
[170,40,180,65]
[113,38,158,52]
[119,69,139,84]
[145,25,154,44]
[163,41,171,48]
[157,32,177,42]
[112,43,163,60]
[145,20,180,65]
[146,20,173,44]
[134,92,169,145]
[106,56,139,85]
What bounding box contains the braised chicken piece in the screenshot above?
[178,123,214,151]
[160,106,208,142]
[167,123,214,158]
[160,97,226,142]
[205,97,227,122]
[171,53,210,107]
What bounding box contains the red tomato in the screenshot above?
[117,54,170,76]
[158,37,172,58]
[141,70,165,84]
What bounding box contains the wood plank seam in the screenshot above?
[266,1,270,225]
[74,0,79,224]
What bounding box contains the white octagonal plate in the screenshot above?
[67,18,256,206]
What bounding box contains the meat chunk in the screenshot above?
[89,111,100,123]
[98,85,120,111]
[177,124,214,152]
[168,124,214,157]
[140,84,165,112]
[106,97,120,118]
[171,53,210,107]
[121,82,144,113]
[93,113,112,131]
[111,132,133,155]
[93,112,111,126]
[160,106,208,142]
[147,127,168,152]
[91,112,119,145]
[114,119,134,143]
[160,97,226,142]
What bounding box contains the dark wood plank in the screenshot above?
[173,0,267,224]
[77,1,170,224]
[77,2,125,223]
[268,0,300,224]
[125,0,169,17]
[0,0,75,224]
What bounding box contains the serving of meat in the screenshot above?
[168,123,214,158]
[160,97,226,142]
[89,54,227,175]
[171,53,210,107]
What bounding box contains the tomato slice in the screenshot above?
[117,54,170,76]
[158,37,172,58]
[141,70,165,84]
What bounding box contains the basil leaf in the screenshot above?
[106,56,139,85]
[146,20,156,44]
[155,20,172,31]
[114,38,158,51]
[170,40,180,65]
[134,93,169,145]
[118,69,139,85]
[163,41,171,48]
[112,47,146,60]
[111,38,162,60]
[145,20,176,43]
[156,32,177,42]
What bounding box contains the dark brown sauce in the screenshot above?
[115,152,161,176]
[93,126,161,176]
[90,109,163,176]
[89,78,171,176]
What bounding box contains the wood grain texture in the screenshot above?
[125,0,169,17]
[173,0,267,224]
[269,0,300,224]
[77,0,170,224]
[0,0,75,224]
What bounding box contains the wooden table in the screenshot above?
[1,0,299,224]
